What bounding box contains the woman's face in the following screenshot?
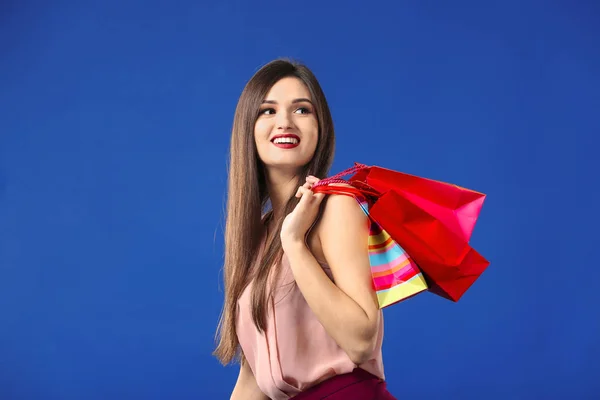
[254,77,319,173]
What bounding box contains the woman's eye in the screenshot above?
[260,108,275,115]
[294,107,311,114]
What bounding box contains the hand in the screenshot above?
[280,176,325,252]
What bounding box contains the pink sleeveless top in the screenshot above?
[235,233,385,399]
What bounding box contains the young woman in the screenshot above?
[214,59,396,400]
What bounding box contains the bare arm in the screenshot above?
[284,193,380,365]
[230,358,269,400]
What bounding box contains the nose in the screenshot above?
[276,109,293,130]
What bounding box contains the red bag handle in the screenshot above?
[312,163,380,198]
[311,184,365,198]
[313,162,369,188]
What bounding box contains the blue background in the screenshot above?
[1,1,598,399]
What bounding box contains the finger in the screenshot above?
[306,176,320,184]
[304,179,317,191]
[297,187,318,207]
[296,185,311,198]
[297,181,314,197]
[298,186,311,197]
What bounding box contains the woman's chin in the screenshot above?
[263,159,310,172]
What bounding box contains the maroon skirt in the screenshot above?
[293,368,397,399]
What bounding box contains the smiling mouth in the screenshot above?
[271,135,300,148]
[272,137,300,145]
[272,140,300,149]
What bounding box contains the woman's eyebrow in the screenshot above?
[261,98,313,104]
[292,98,313,104]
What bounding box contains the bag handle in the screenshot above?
[312,163,380,198]
[312,162,369,188]
[311,184,365,198]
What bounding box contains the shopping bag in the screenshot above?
[313,163,490,302]
[311,184,428,308]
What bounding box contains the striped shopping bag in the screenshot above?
[359,196,429,307]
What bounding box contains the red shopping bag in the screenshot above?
[313,163,490,302]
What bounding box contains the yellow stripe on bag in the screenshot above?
[369,234,393,248]
[377,274,429,308]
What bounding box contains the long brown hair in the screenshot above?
[213,59,336,365]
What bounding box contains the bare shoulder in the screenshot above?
[324,190,366,229]
[310,186,369,262]
[323,185,364,217]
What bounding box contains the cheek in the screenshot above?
[253,121,272,158]
[254,120,265,138]
[254,121,269,144]
[305,120,319,145]
[297,115,318,135]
